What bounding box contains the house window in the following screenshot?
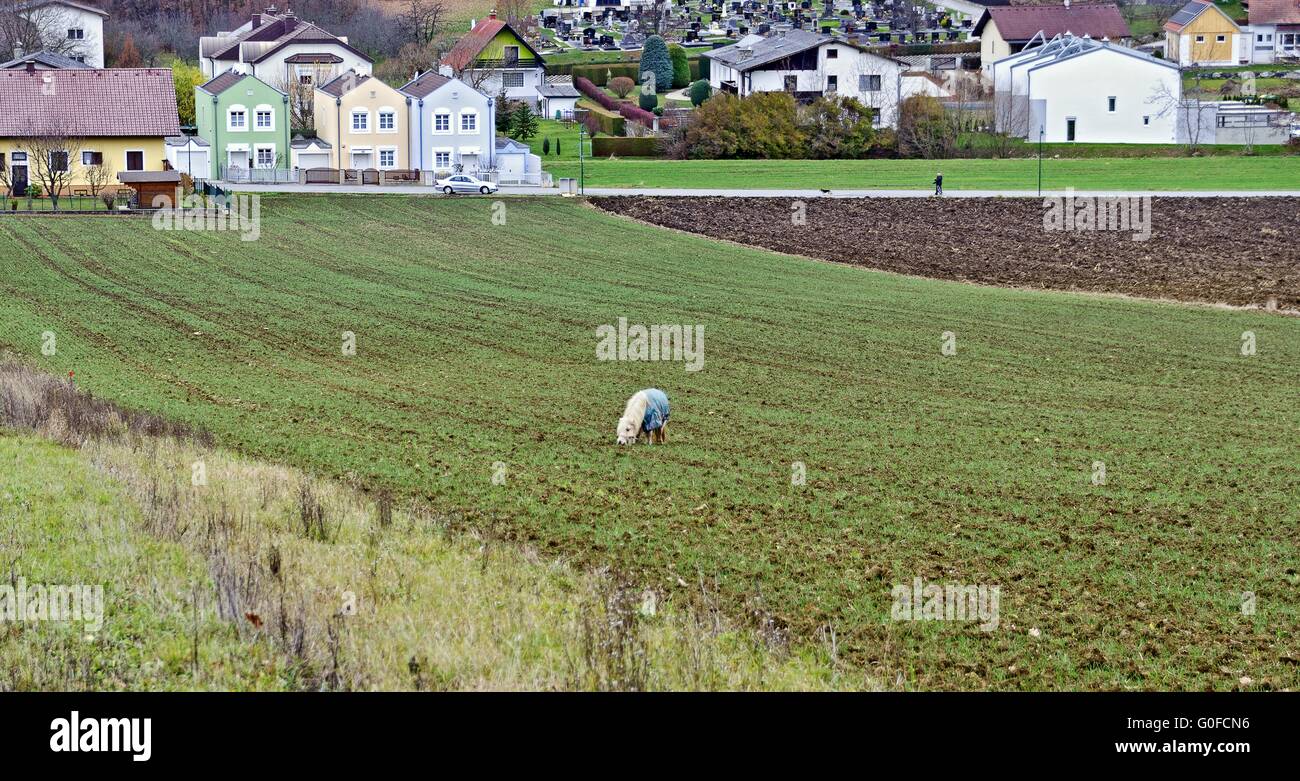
[379,149,395,168]
[859,74,881,91]
[502,72,525,88]
[434,150,451,168]
[256,108,273,130]
[503,45,520,65]
[67,28,84,40]
[434,112,451,132]
[1107,96,1116,112]
[379,110,395,131]
[126,151,143,170]
[81,151,103,166]
[826,47,838,58]
[1216,35,1226,43]
[460,112,477,132]
[352,110,369,132]
[1143,115,1150,126]
[256,147,275,168]
[1195,35,1204,43]
[229,109,246,130]
[49,151,68,172]
[826,75,837,93]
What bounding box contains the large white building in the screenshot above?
[1246,0,1300,63]
[11,0,106,68]
[992,34,1182,144]
[703,30,905,128]
[198,6,373,86]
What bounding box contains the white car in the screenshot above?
[435,174,498,195]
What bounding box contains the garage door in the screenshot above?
[295,152,331,169]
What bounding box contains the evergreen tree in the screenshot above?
[509,104,540,142]
[669,45,691,90]
[638,35,673,94]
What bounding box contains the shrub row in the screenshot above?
[560,59,704,86]
[574,76,620,111]
[618,102,656,127]
[592,136,661,157]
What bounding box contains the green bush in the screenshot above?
[689,79,712,107]
[542,137,550,155]
[639,35,673,93]
[669,45,691,89]
[638,89,657,112]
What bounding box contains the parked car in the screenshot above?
[435,175,498,195]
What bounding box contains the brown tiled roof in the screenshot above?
[1249,0,1300,24]
[399,70,451,98]
[318,70,370,98]
[976,3,1131,41]
[14,1,107,18]
[0,68,180,137]
[198,69,246,96]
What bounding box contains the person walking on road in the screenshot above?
[934,171,943,196]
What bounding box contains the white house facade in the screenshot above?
[1246,0,1300,63]
[703,30,905,128]
[994,34,1181,144]
[13,0,106,68]
[399,70,496,177]
[199,7,373,86]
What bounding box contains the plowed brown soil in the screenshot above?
[592,196,1300,310]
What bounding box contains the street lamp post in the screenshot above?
[1037,125,1044,197]
[577,114,586,196]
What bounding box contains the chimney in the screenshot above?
[25,59,35,73]
[490,10,497,20]
[251,13,261,29]
[1063,0,1070,6]
[284,12,298,32]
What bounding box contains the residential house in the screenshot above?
[10,1,107,68]
[194,69,291,180]
[1164,1,1246,66]
[537,77,581,120]
[0,67,178,195]
[314,70,410,170]
[992,34,1181,143]
[1246,0,1300,63]
[703,30,905,128]
[198,6,373,87]
[0,49,93,69]
[398,70,496,177]
[441,13,546,111]
[973,2,1131,67]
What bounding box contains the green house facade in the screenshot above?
[195,70,291,180]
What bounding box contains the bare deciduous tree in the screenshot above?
[398,0,446,47]
[1148,80,1207,154]
[0,0,95,62]
[84,160,114,198]
[23,116,82,209]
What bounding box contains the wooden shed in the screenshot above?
[116,171,182,207]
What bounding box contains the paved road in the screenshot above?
[221,182,1300,199]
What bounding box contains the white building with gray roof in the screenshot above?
[703,29,905,128]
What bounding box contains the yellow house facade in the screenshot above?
[1164,1,1245,66]
[313,70,411,170]
[0,66,179,195]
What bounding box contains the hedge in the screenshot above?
[620,102,656,127]
[574,76,620,111]
[579,103,626,136]
[592,136,661,157]
[554,59,704,86]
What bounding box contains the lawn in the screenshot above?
[1,196,1296,689]
[543,156,1300,190]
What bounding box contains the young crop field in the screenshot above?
[1,195,1297,690]
[542,155,1300,190]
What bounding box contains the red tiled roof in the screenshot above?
[0,68,180,137]
[1249,0,1300,24]
[441,18,507,71]
[978,3,1131,41]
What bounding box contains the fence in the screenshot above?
[1,189,138,214]
[219,166,298,184]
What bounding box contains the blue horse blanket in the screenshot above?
[641,388,670,433]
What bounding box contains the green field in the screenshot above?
[2,196,1297,689]
[543,156,1300,190]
